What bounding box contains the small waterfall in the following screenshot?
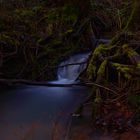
[50,52,90,84]
[58,52,90,83]
[49,38,110,84]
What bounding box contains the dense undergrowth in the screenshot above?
[0,0,89,80]
[75,0,140,133]
[0,0,140,135]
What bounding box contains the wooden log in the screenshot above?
[0,78,118,94]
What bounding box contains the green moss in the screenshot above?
[122,44,140,69]
[112,63,132,79]
[32,6,43,13]
[94,44,108,57]
[47,39,62,47]
[46,8,60,23]
[62,28,73,36]
[123,0,138,31]
[0,33,20,46]
[122,44,139,57]
[61,4,78,23]
[97,60,108,77]
[87,62,97,80]
[46,4,78,24]
[14,9,35,19]
[110,32,123,45]
[137,63,140,69]
[86,44,113,80]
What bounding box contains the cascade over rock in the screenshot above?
[51,52,90,84]
[58,53,90,81]
[50,39,110,84]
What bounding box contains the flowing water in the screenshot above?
[51,52,90,84]
[52,38,110,84]
[50,38,110,85]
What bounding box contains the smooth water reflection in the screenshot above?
[0,85,89,140]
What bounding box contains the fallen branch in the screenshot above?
[37,61,88,78]
[0,79,78,87]
[85,82,117,95]
[0,78,117,94]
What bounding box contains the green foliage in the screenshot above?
[122,44,139,57]
[46,8,60,23]
[46,39,62,48]
[32,5,43,13]
[0,32,20,46]
[137,63,140,69]
[14,9,35,18]
[61,4,79,23]
[123,0,138,31]
[112,63,132,79]
[129,95,140,110]
[62,28,73,36]
[46,4,78,24]
[0,20,5,32]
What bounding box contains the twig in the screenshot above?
[85,82,117,95]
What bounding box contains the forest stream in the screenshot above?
[0,53,115,140]
[0,1,140,140]
[0,52,93,140]
[1,52,139,140]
